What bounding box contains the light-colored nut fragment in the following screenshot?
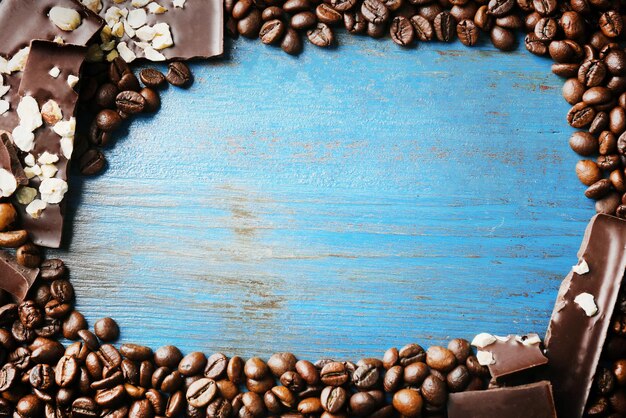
[81,0,102,13]
[572,259,589,275]
[39,178,68,204]
[127,8,147,28]
[152,23,173,50]
[117,42,136,63]
[0,57,8,74]
[0,100,8,116]
[48,7,82,31]
[26,199,46,218]
[574,292,598,317]
[16,187,37,205]
[7,47,30,73]
[48,67,61,78]
[111,22,125,38]
[476,350,495,366]
[41,100,63,125]
[105,6,125,26]
[40,164,58,179]
[12,126,35,152]
[0,169,16,197]
[67,75,80,89]
[144,46,166,61]
[135,25,156,41]
[147,2,168,13]
[173,0,186,7]
[60,138,74,159]
[38,152,59,165]
[106,50,119,62]
[132,0,151,6]
[0,85,10,98]
[17,96,42,132]
[53,36,65,44]
[53,118,76,138]
[123,21,136,38]
[514,333,542,346]
[471,333,496,349]
[24,165,42,179]
[101,40,116,52]
[24,154,35,167]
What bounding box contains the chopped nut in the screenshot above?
[0,57,8,74]
[111,22,125,38]
[574,292,598,317]
[101,40,116,52]
[476,350,495,366]
[67,75,80,88]
[106,50,119,62]
[24,154,35,167]
[173,0,186,7]
[52,118,76,139]
[11,126,35,152]
[144,46,166,61]
[471,333,496,349]
[135,25,156,41]
[53,36,65,44]
[0,169,17,197]
[0,100,8,116]
[38,152,59,165]
[147,2,167,13]
[117,42,136,63]
[7,47,30,73]
[39,178,68,204]
[41,100,63,125]
[105,6,125,26]
[132,0,152,6]
[152,23,173,50]
[515,333,542,346]
[48,7,83,31]
[572,259,589,275]
[25,199,46,218]
[48,67,61,78]
[17,96,42,132]
[24,165,42,179]
[60,137,74,159]
[16,187,37,205]
[127,8,147,28]
[123,21,136,38]
[40,164,58,179]
[80,0,102,13]
[0,85,9,98]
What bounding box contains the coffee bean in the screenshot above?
[207,398,232,418]
[345,11,368,34]
[0,363,17,391]
[534,17,558,41]
[579,59,608,87]
[328,0,356,12]
[320,386,347,413]
[307,23,334,47]
[576,160,603,185]
[567,102,596,128]
[295,360,319,385]
[549,40,581,63]
[421,374,448,406]
[316,4,342,24]
[434,11,456,42]
[457,19,478,46]
[611,169,626,192]
[139,69,166,88]
[120,344,153,361]
[17,394,43,418]
[80,149,106,176]
[599,10,623,38]
[447,338,471,363]
[56,355,79,387]
[166,62,192,87]
[129,399,153,418]
[586,178,612,199]
[16,243,40,268]
[283,0,311,12]
[465,355,489,376]
[349,391,379,416]
[50,280,74,304]
[352,363,379,389]
[115,91,146,114]
[260,19,286,44]
[291,11,318,29]
[227,356,244,384]
[474,5,493,31]
[95,109,123,132]
[186,378,217,408]
[552,63,580,78]
[409,15,433,41]
[109,57,131,86]
[598,154,621,171]
[320,362,349,386]
[495,13,522,29]
[139,88,160,113]
[154,345,183,369]
[89,121,113,147]
[62,310,87,339]
[599,131,617,155]
[361,0,389,23]
[403,361,429,385]
[267,352,296,377]
[262,6,283,21]
[94,318,119,342]
[99,344,122,369]
[281,28,303,55]
[488,0,514,16]
[176,352,206,377]
[398,344,426,366]
[392,389,422,418]
[368,21,386,38]
[490,25,515,51]
[238,9,263,38]
[560,11,584,40]
[569,131,598,156]
[96,83,119,109]
[389,16,415,46]
[447,365,470,392]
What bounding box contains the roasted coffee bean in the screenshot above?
[0,230,28,248]
[352,364,379,389]
[403,361,429,385]
[34,319,62,340]
[307,23,334,47]
[281,28,303,55]
[552,63,581,78]
[96,83,119,109]
[19,301,44,329]
[598,154,621,171]
[320,362,349,386]
[295,360,319,385]
[139,69,166,88]
[129,399,153,418]
[259,19,286,45]
[389,16,414,46]
[12,319,35,343]
[79,149,106,176]
[262,6,283,21]
[383,365,403,392]
[283,0,311,12]
[490,25,515,51]
[488,0,514,16]
[456,19,478,46]
[525,34,548,56]
[563,79,586,105]
[611,169,626,192]
[399,344,426,366]
[62,311,87,339]
[599,131,617,155]
[349,391,378,416]
[232,0,252,18]
[451,3,478,22]
[166,62,192,87]
[0,304,17,326]
[361,0,389,23]
[447,339,471,363]
[93,318,119,342]
[579,60,607,87]
[447,365,470,392]
[291,11,318,29]
[246,376,274,394]
[392,389,422,418]
[120,344,153,361]
[576,160,603,185]
[567,102,596,128]
[244,357,269,380]
[56,355,79,387]
[207,398,232,418]
[95,385,126,408]
[320,386,347,413]
[592,111,611,134]
[17,394,43,418]
[533,0,556,15]
[138,88,160,113]
[433,11,456,42]
[599,10,623,38]
[95,109,123,132]
[118,72,141,92]
[99,344,122,369]
[50,280,74,304]
[344,11,367,34]
[408,15,432,41]
[238,9,263,38]
[316,4,342,24]
[534,17,558,41]
[560,11,584,40]
[175,352,206,377]
[16,243,40,268]
[227,356,244,384]
[466,355,489,376]
[496,13,522,29]
[549,40,581,63]
[109,57,131,86]
[78,329,99,354]
[154,345,183,369]
[186,378,217,408]
[328,0,356,12]
[0,363,17,391]
[267,353,296,377]
[115,91,145,114]
[89,121,113,147]
[421,374,448,406]
[569,131,598,156]
[474,5,493,31]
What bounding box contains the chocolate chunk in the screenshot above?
[97,0,223,62]
[476,333,548,384]
[544,214,626,418]
[0,131,27,187]
[0,250,39,301]
[0,0,103,57]
[12,41,87,248]
[447,381,557,418]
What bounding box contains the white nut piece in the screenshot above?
[7,47,30,73]
[135,25,156,42]
[39,178,68,204]
[127,8,147,28]
[117,42,136,63]
[40,164,58,179]
[0,100,8,116]
[0,57,8,74]
[12,125,35,152]
[67,75,80,89]
[144,46,166,61]
[471,333,496,349]
[0,85,10,98]
[38,151,59,165]
[48,7,83,31]
[53,118,76,138]
[41,100,63,125]
[173,0,186,7]
[147,2,168,13]
[152,22,173,50]
[0,169,17,197]
[60,137,74,159]
[81,0,102,13]
[574,292,598,317]
[517,333,542,346]
[476,350,495,366]
[24,154,35,167]
[132,0,152,6]
[17,96,42,132]
[48,67,61,78]
[16,187,37,205]
[25,199,47,218]
[572,259,590,275]
[24,165,42,179]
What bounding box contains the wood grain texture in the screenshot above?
[49,33,591,360]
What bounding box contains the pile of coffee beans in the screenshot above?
[0,250,492,417]
[75,58,193,177]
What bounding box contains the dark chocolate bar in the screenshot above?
[0,131,27,187]
[95,0,223,62]
[447,381,557,418]
[544,214,626,418]
[471,333,548,384]
[0,0,103,57]
[11,41,87,248]
[0,250,39,301]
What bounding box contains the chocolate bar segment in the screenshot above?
[0,0,103,57]
[96,0,223,62]
[0,250,39,301]
[12,41,87,248]
[544,214,626,418]
[0,131,27,187]
[447,381,557,418]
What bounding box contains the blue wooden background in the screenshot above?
[49,33,592,360]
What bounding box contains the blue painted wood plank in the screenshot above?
[50,33,590,360]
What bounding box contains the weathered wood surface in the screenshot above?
[50,33,591,359]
